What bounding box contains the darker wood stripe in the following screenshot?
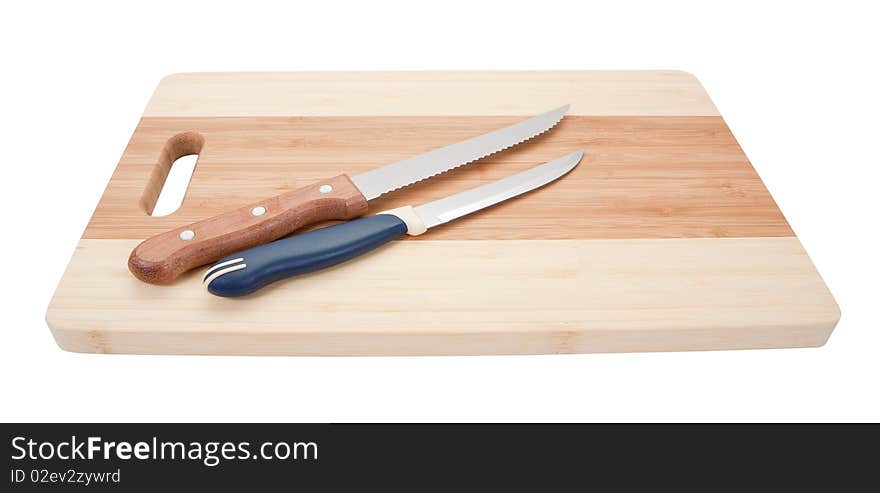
[85,116,793,240]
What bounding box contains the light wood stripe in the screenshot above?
[47,238,838,355]
[144,71,720,117]
[85,116,791,240]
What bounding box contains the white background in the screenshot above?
[1,1,877,422]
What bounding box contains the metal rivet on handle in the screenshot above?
[319,185,332,193]
[179,230,195,241]
[251,206,266,216]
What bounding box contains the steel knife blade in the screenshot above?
[129,105,570,284]
[351,105,569,199]
[204,150,584,297]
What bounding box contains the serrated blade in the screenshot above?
[413,150,583,229]
[350,105,570,200]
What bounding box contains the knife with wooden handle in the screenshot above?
[204,150,583,297]
[128,105,569,284]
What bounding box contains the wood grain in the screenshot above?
[46,71,838,355]
[128,174,368,284]
[48,238,838,355]
[86,116,792,241]
[145,71,720,117]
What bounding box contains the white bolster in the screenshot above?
[377,206,427,236]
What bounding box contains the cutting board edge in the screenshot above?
[44,319,837,356]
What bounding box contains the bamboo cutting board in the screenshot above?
[46,71,839,355]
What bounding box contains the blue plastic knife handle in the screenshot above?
[204,214,408,297]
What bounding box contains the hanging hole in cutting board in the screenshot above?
[140,132,204,216]
[151,154,198,216]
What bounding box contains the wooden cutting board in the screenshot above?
[46,71,840,355]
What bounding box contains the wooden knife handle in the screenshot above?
[128,174,369,284]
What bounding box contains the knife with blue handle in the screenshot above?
[204,150,584,297]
